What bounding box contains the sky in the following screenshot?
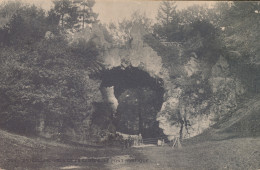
[93,1,214,24]
[0,0,215,24]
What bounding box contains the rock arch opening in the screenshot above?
[94,66,165,138]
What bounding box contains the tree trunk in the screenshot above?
[184,117,190,136]
[83,4,85,29]
[62,14,64,28]
[138,108,143,135]
[179,120,184,140]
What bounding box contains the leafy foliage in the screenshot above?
[53,0,79,29]
[0,36,101,138]
[107,11,152,46]
[154,2,181,41]
[0,2,103,141]
[157,1,177,26]
[53,0,98,30]
[219,2,260,64]
[73,0,99,28]
[0,5,48,47]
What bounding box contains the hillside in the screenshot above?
[0,128,139,170]
[184,95,260,144]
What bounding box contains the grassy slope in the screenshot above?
[115,137,259,170]
[0,129,137,170]
[185,95,260,144]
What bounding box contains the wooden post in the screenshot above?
[172,137,177,148]
[177,137,182,148]
[172,137,182,149]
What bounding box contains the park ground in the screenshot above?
[1,96,260,170]
[0,128,259,170]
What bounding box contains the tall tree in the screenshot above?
[53,0,79,29]
[1,5,49,47]
[157,1,177,26]
[178,4,212,25]
[154,1,182,41]
[107,10,152,46]
[219,2,260,64]
[73,0,98,29]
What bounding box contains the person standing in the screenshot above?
[138,133,143,145]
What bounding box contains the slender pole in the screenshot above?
[82,0,85,29]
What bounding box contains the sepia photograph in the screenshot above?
[0,0,259,169]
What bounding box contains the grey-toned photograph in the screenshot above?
[0,0,259,169]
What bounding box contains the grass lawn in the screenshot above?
[1,128,259,170]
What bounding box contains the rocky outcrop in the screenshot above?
[209,56,245,121]
[87,23,247,141]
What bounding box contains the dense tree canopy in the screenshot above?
[0,1,104,141]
